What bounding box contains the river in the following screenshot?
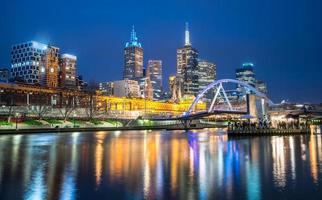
[0,129,322,199]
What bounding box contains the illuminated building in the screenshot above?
[76,75,87,91]
[197,59,216,100]
[123,26,143,79]
[236,63,256,90]
[113,79,140,98]
[59,54,77,89]
[40,46,60,88]
[11,41,48,84]
[137,68,153,100]
[256,80,267,94]
[0,68,9,83]
[99,82,114,96]
[169,75,176,97]
[176,23,199,96]
[147,60,163,100]
[169,75,182,102]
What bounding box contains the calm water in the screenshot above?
[0,130,322,200]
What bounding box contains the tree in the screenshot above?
[58,94,77,121]
[84,80,98,119]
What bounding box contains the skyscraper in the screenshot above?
[197,59,216,100]
[176,23,199,96]
[147,60,163,100]
[59,54,77,89]
[123,26,143,79]
[236,62,256,90]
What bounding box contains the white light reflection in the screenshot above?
[24,165,46,200]
[12,135,22,173]
[59,132,80,200]
[143,132,150,199]
[155,134,164,199]
[198,143,207,200]
[271,137,286,188]
[59,169,76,200]
[289,137,296,181]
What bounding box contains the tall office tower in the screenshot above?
[176,23,199,96]
[123,26,143,79]
[236,62,256,91]
[11,41,48,84]
[40,46,60,88]
[59,54,77,89]
[147,60,163,100]
[99,82,114,96]
[197,59,216,100]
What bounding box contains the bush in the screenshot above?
[90,119,103,125]
[44,119,62,124]
[24,120,43,126]
[0,121,12,126]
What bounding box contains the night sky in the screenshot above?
[1,0,321,103]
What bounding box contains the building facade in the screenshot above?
[40,46,60,88]
[256,80,268,94]
[76,75,87,91]
[0,68,9,83]
[197,59,216,100]
[123,26,143,79]
[169,75,182,102]
[59,54,77,89]
[147,60,163,100]
[176,23,199,96]
[99,82,114,96]
[10,41,77,89]
[236,62,256,91]
[11,41,48,84]
[113,79,140,98]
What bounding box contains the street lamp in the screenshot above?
[73,113,76,128]
[15,112,19,130]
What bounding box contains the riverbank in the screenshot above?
[0,124,220,135]
[228,128,310,137]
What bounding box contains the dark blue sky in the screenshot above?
[1,0,321,103]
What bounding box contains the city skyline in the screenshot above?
[1,0,321,103]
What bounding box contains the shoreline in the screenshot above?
[0,125,314,136]
[0,125,214,135]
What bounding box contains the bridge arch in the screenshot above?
[186,79,273,116]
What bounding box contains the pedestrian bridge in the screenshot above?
[181,79,274,119]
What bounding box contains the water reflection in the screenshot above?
[0,131,322,199]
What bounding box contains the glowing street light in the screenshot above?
[15,112,19,130]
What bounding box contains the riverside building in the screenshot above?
[59,54,77,89]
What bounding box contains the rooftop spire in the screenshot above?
[185,22,191,46]
[131,25,137,43]
[126,25,142,48]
